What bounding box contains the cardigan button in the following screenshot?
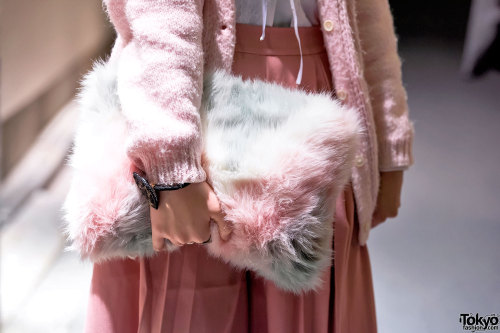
[323,19,334,32]
[221,23,227,30]
[337,89,348,102]
[355,154,365,167]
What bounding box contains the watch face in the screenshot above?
[133,172,159,209]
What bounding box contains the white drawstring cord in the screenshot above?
[289,0,303,85]
[260,0,268,41]
[259,0,304,85]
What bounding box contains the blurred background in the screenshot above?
[0,0,498,332]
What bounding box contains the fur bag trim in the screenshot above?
[62,55,362,293]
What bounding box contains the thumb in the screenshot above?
[211,209,232,241]
[206,187,232,241]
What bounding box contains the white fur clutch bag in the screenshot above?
[62,55,362,293]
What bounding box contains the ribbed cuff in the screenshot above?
[378,123,415,171]
[129,144,207,186]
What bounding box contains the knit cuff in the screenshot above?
[128,142,207,186]
[378,122,415,171]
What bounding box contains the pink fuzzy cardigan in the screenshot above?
[102,0,414,246]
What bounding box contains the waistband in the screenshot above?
[235,23,326,56]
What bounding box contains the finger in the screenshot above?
[150,207,169,251]
[168,232,189,246]
[372,217,383,228]
[387,208,399,218]
[190,224,211,244]
[152,232,166,252]
[174,233,187,244]
[206,191,232,241]
[212,212,232,241]
[163,238,175,248]
[169,237,184,247]
[202,234,212,244]
[372,210,386,226]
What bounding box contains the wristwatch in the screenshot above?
[132,172,191,210]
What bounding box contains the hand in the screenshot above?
[149,181,232,251]
[371,171,404,228]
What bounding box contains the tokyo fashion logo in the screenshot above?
[459,313,499,331]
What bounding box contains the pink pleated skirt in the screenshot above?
[84,23,377,333]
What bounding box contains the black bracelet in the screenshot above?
[132,172,191,210]
[153,182,191,191]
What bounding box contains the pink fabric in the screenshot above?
[84,23,376,333]
[102,0,415,246]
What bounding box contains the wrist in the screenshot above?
[133,171,191,209]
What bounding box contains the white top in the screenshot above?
[235,0,319,27]
[235,0,320,85]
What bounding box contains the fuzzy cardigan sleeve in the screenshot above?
[356,0,415,171]
[102,0,207,185]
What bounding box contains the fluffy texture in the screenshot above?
[62,57,172,261]
[200,69,361,292]
[101,0,415,246]
[62,56,361,293]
